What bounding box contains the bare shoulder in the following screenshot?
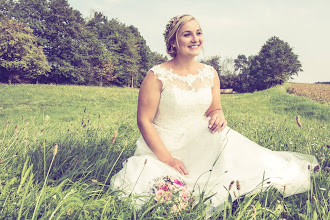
[196,61,207,69]
[205,65,220,84]
[140,69,162,92]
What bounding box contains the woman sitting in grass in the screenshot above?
[111,14,318,214]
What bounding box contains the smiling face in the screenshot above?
[173,20,204,58]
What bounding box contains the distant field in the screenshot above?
[287,83,330,104]
[0,84,329,219]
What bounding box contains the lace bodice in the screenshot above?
[150,64,215,131]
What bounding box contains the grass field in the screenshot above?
[0,84,329,219]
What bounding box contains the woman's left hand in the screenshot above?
[208,110,227,133]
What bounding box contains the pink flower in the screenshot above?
[152,176,192,213]
[181,191,188,199]
[155,189,165,201]
[164,192,172,201]
[174,179,184,186]
[161,185,169,191]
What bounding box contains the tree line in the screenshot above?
[200,36,303,92]
[0,0,167,87]
[0,0,303,92]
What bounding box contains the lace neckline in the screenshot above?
[157,64,207,78]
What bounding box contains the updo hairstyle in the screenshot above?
[164,15,199,58]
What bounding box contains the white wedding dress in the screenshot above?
[111,64,318,211]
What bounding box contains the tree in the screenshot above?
[86,13,165,87]
[1,1,168,86]
[0,0,15,21]
[234,54,249,75]
[251,36,302,90]
[99,60,116,86]
[200,55,221,75]
[221,57,238,76]
[0,19,50,83]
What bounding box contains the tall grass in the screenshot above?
[0,84,329,219]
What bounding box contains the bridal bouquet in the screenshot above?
[151,176,193,213]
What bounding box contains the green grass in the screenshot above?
[0,84,329,219]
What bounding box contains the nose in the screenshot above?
[191,33,199,42]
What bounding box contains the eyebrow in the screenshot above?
[181,29,202,35]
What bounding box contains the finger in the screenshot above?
[216,118,225,131]
[209,117,219,130]
[208,116,217,128]
[218,119,228,131]
[178,168,184,175]
[181,165,189,175]
[173,163,183,175]
[211,117,221,132]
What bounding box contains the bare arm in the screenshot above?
[205,69,227,133]
[137,70,188,175]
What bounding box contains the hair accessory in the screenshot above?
[163,16,180,42]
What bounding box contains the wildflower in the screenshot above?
[283,185,287,194]
[314,165,320,172]
[233,191,237,197]
[45,115,50,121]
[296,116,302,127]
[236,180,241,190]
[111,131,118,144]
[53,145,58,156]
[0,159,3,164]
[144,159,148,164]
[229,181,234,190]
[312,195,317,203]
[92,179,98,183]
[324,167,330,173]
[327,144,330,149]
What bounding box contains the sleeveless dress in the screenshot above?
[111,64,318,211]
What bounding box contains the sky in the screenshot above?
[67,0,330,83]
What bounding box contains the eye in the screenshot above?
[197,31,202,36]
[184,33,191,37]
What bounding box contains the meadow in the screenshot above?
[0,84,329,219]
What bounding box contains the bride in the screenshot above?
[111,14,318,211]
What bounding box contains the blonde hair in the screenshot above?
[164,15,199,58]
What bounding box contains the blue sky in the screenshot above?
[68,0,330,83]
